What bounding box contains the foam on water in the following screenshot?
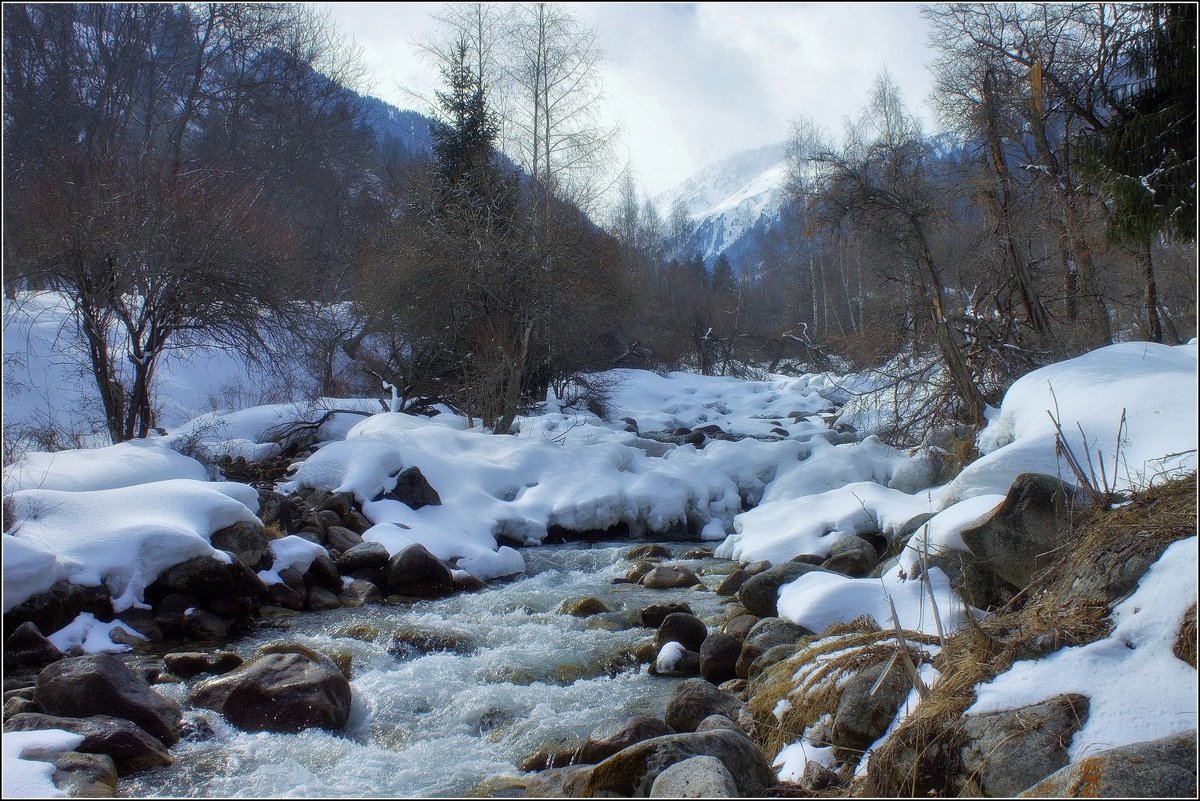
[121,543,726,797]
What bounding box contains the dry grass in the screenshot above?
[857,473,1198,797]
[1175,603,1197,669]
[262,521,287,541]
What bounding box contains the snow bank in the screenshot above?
[2,729,86,798]
[257,536,330,586]
[4,479,260,612]
[2,438,207,494]
[943,341,1197,506]
[47,612,147,654]
[968,536,1198,758]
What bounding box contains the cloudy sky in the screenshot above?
[324,2,939,198]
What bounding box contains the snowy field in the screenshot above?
[3,291,1197,793]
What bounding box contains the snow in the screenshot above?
[774,741,836,782]
[967,536,1198,759]
[4,479,260,612]
[257,536,331,586]
[47,612,146,654]
[3,438,208,494]
[897,493,1007,575]
[2,729,86,798]
[655,641,686,672]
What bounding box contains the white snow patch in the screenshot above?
[3,729,86,798]
[47,612,147,654]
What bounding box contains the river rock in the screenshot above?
[960,473,1086,589]
[35,655,183,746]
[960,694,1090,797]
[641,602,693,628]
[384,544,454,598]
[830,657,913,760]
[1020,730,1197,797]
[5,622,62,669]
[699,633,741,684]
[523,765,592,797]
[642,565,701,589]
[388,626,477,659]
[578,715,675,763]
[146,555,267,618]
[265,582,304,611]
[52,750,118,797]
[822,535,881,577]
[560,596,611,617]
[304,554,343,595]
[210,521,270,571]
[736,618,810,679]
[162,651,243,679]
[665,678,744,733]
[649,754,739,797]
[5,712,172,773]
[656,613,708,653]
[626,544,670,560]
[339,579,382,607]
[4,581,111,640]
[336,541,390,574]
[190,650,352,733]
[722,614,760,643]
[317,490,356,519]
[738,562,832,617]
[306,586,342,611]
[582,729,776,797]
[323,525,364,554]
[656,642,701,676]
[715,569,751,596]
[380,466,441,509]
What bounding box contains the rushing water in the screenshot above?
[120,543,731,798]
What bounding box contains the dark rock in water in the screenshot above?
[52,750,118,797]
[625,544,670,560]
[265,582,304,611]
[163,651,243,679]
[738,562,832,617]
[641,602,693,629]
[380,466,442,509]
[388,627,477,659]
[715,569,751,596]
[649,754,739,797]
[337,542,390,574]
[960,473,1088,589]
[830,657,913,761]
[642,565,701,590]
[5,622,62,669]
[190,649,352,733]
[583,729,776,797]
[960,694,1089,797]
[578,716,674,764]
[5,712,173,773]
[146,555,266,618]
[665,678,743,733]
[210,521,271,571]
[306,587,342,611]
[182,609,229,641]
[721,614,759,644]
[1020,730,1197,798]
[559,596,611,617]
[656,613,708,653]
[113,609,162,643]
[384,544,454,598]
[338,579,382,607]
[35,654,183,746]
[699,633,741,685]
[4,581,111,640]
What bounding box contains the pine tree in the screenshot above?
[711,253,736,293]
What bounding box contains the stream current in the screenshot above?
[120,542,732,797]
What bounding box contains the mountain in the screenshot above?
[655,142,790,273]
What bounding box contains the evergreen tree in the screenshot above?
[711,253,736,293]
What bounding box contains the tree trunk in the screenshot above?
[1138,239,1163,343]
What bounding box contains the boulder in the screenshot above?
[650,754,739,797]
[35,655,183,746]
[5,622,62,669]
[696,714,740,732]
[559,597,611,617]
[1020,730,1197,798]
[388,627,477,659]
[830,657,913,760]
[4,713,172,773]
[960,473,1086,589]
[736,618,810,679]
[317,491,356,519]
[656,613,708,653]
[578,715,674,764]
[146,555,266,618]
[306,587,342,611]
[699,633,741,685]
[738,563,832,617]
[210,521,270,571]
[665,678,743,733]
[162,651,243,679]
[642,565,701,590]
[3,581,111,640]
[265,582,304,611]
[715,569,751,596]
[304,554,343,595]
[721,614,760,643]
[384,544,454,598]
[339,579,382,608]
[523,765,592,797]
[625,544,670,560]
[258,491,295,532]
[822,535,881,577]
[641,602,693,629]
[746,642,800,681]
[336,541,390,574]
[190,650,352,733]
[960,694,1090,797]
[181,608,229,640]
[323,525,364,554]
[380,466,441,509]
[583,729,776,797]
[52,751,118,797]
[655,643,701,676]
